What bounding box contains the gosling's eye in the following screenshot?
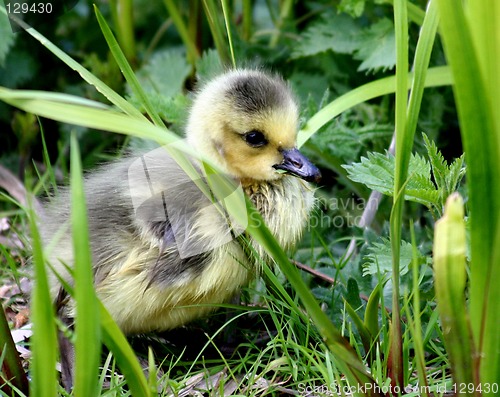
[244,130,268,147]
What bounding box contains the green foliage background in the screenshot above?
[0,0,498,396]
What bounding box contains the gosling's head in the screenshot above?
[186,69,321,184]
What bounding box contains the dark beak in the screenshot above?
[273,148,321,183]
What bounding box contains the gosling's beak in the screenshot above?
[273,148,322,183]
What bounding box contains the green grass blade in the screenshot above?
[93,5,166,129]
[100,302,151,397]
[436,0,500,388]
[70,134,102,397]
[28,199,58,397]
[163,0,200,62]
[202,0,231,65]
[408,222,430,396]
[109,0,136,62]
[364,285,381,342]
[220,0,236,68]
[0,88,173,145]
[0,6,145,120]
[344,299,373,359]
[245,202,384,396]
[297,66,452,147]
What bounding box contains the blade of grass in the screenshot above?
[241,0,252,41]
[99,302,151,396]
[70,134,102,397]
[163,0,200,63]
[466,1,500,389]
[220,0,236,68]
[202,0,231,65]
[436,0,500,387]
[0,6,145,120]
[297,66,452,147]
[245,202,384,396]
[407,222,430,396]
[94,5,166,129]
[108,0,136,62]
[389,0,440,388]
[28,197,58,397]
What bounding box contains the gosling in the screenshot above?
[42,69,321,335]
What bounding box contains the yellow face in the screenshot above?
[186,70,320,184]
[214,104,298,182]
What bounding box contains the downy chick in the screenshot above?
[42,69,321,334]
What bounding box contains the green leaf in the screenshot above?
[343,151,440,206]
[94,5,165,127]
[297,66,453,148]
[445,154,465,196]
[338,0,366,18]
[195,49,224,82]
[422,133,447,190]
[291,14,360,59]
[354,18,396,73]
[132,49,191,98]
[100,302,151,397]
[345,277,362,309]
[422,132,466,207]
[364,285,381,339]
[344,299,372,357]
[127,92,189,127]
[363,238,415,276]
[71,134,101,397]
[28,201,58,397]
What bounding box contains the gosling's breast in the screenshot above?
[245,177,315,251]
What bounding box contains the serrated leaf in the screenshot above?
[344,152,394,195]
[422,133,447,189]
[446,154,465,194]
[131,49,191,98]
[362,238,415,276]
[343,151,440,207]
[353,18,396,73]
[291,15,361,59]
[195,49,223,83]
[421,133,466,206]
[127,92,189,126]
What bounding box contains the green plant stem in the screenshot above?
[28,197,58,397]
[242,0,252,41]
[297,66,453,148]
[388,0,408,389]
[109,0,136,63]
[163,0,200,63]
[202,0,231,65]
[71,134,101,397]
[269,0,293,48]
[220,0,236,68]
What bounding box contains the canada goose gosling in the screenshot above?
[42,69,321,336]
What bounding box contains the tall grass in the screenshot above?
[0,0,499,395]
